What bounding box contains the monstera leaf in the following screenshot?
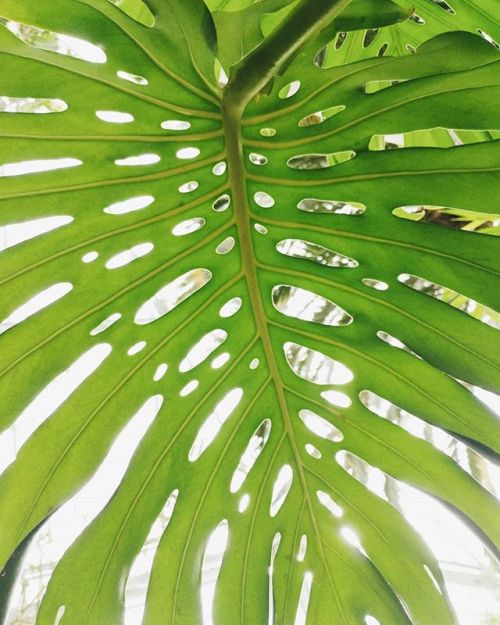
[0,1,499,624]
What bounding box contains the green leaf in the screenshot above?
[213,0,412,71]
[319,0,500,66]
[0,2,498,625]
[213,0,292,70]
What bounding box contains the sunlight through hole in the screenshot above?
[272,285,353,326]
[284,342,354,385]
[270,465,293,517]
[230,419,272,493]
[179,329,228,373]
[201,520,229,625]
[135,268,212,325]
[0,283,73,336]
[189,389,243,461]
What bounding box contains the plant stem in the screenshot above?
[223,0,353,110]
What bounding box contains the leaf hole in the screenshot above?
[212,161,227,176]
[115,153,160,166]
[105,242,153,269]
[276,238,358,268]
[362,278,389,291]
[0,96,67,113]
[127,340,146,356]
[103,195,154,215]
[2,19,107,63]
[188,389,243,461]
[287,150,355,170]
[161,119,191,131]
[398,273,500,329]
[317,490,343,518]
[212,193,231,212]
[134,268,212,325]
[363,28,379,48]
[270,464,293,517]
[278,80,301,99]
[219,297,242,318]
[260,127,276,137]
[249,152,268,165]
[215,236,235,254]
[117,70,148,85]
[272,284,353,326]
[428,0,455,14]
[284,341,354,385]
[0,344,112,475]
[211,352,230,369]
[297,198,365,215]
[0,283,73,336]
[0,158,82,177]
[230,419,272,493]
[321,390,352,408]
[305,443,321,459]
[90,312,121,336]
[124,490,178,625]
[254,191,275,208]
[176,147,200,160]
[294,571,313,625]
[0,216,73,252]
[298,409,343,442]
[392,204,500,235]
[96,110,134,124]
[153,363,168,382]
[82,251,99,263]
[298,105,345,128]
[297,535,307,562]
[172,217,205,236]
[179,329,228,373]
[179,379,199,397]
[238,494,250,513]
[178,180,199,193]
[201,520,229,625]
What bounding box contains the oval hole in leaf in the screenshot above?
[270,464,293,517]
[188,388,243,461]
[117,70,148,85]
[298,105,345,127]
[0,96,67,113]
[276,238,358,268]
[115,153,160,166]
[105,242,153,269]
[299,409,344,442]
[398,273,500,329]
[0,283,73,335]
[297,198,365,215]
[2,20,107,63]
[230,419,272,493]
[279,80,301,99]
[134,268,212,325]
[283,341,354,385]
[287,150,355,170]
[104,195,154,215]
[179,329,228,373]
[201,520,229,625]
[219,297,242,318]
[272,285,353,326]
[0,158,82,177]
[0,215,73,252]
[172,218,205,236]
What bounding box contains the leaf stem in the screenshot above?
[223,0,354,110]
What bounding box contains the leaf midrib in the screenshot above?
[222,101,348,621]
